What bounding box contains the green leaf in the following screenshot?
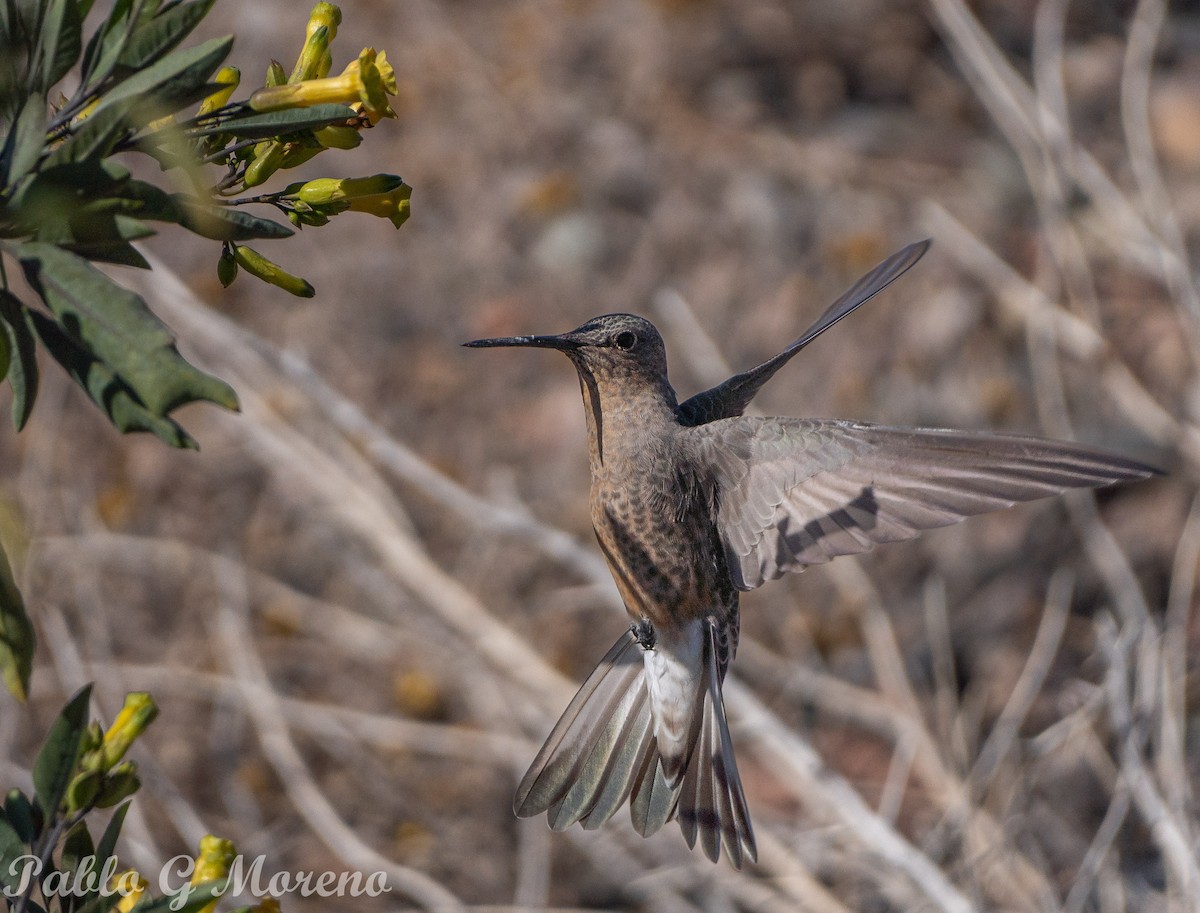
[0,291,39,430]
[175,198,293,241]
[118,0,215,70]
[90,35,232,118]
[118,178,185,223]
[63,239,151,269]
[130,881,226,913]
[33,684,93,818]
[35,0,82,94]
[80,0,135,88]
[0,314,9,380]
[17,243,238,419]
[42,99,136,168]
[94,800,129,869]
[61,819,96,892]
[1,94,47,189]
[4,790,36,842]
[192,104,356,140]
[0,816,26,892]
[0,535,34,702]
[29,310,199,448]
[74,891,122,913]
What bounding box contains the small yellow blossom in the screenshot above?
[249,48,396,123]
[111,870,146,913]
[291,174,404,205]
[192,835,236,885]
[347,180,411,229]
[290,3,342,82]
[191,836,236,913]
[101,693,158,768]
[197,67,241,116]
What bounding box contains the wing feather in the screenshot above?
[692,418,1159,590]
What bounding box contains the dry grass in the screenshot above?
[1,1,1196,910]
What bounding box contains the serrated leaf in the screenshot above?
[175,198,292,241]
[118,0,215,70]
[0,816,26,892]
[36,0,82,94]
[30,310,199,448]
[17,243,238,421]
[0,536,34,702]
[91,35,231,118]
[1,94,47,189]
[192,103,355,140]
[0,290,40,430]
[33,684,92,818]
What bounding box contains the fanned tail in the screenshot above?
[515,623,757,867]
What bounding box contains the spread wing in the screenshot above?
[677,240,930,426]
[692,418,1159,590]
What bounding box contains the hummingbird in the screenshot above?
[465,239,1158,868]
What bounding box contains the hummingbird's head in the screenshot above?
[465,313,669,385]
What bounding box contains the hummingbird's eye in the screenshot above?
[613,331,637,351]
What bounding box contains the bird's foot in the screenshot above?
[632,618,656,651]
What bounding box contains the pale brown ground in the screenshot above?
[2,1,1198,911]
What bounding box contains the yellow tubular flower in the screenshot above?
[197,67,241,116]
[192,836,236,913]
[249,49,396,122]
[192,835,236,886]
[293,174,404,205]
[101,693,158,768]
[111,871,146,913]
[290,3,342,82]
[346,181,411,228]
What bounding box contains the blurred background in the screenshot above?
[2,0,1198,910]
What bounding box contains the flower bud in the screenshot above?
[265,60,288,88]
[232,246,316,298]
[101,693,158,768]
[95,762,140,809]
[197,67,241,116]
[290,3,343,82]
[217,248,238,287]
[243,142,286,188]
[314,124,362,150]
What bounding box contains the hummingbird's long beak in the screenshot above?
[463,333,580,350]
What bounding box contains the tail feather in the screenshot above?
[580,693,654,829]
[515,631,643,817]
[674,622,757,865]
[517,622,757,868]
[629,742,677,837]
[549,678,648,830]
